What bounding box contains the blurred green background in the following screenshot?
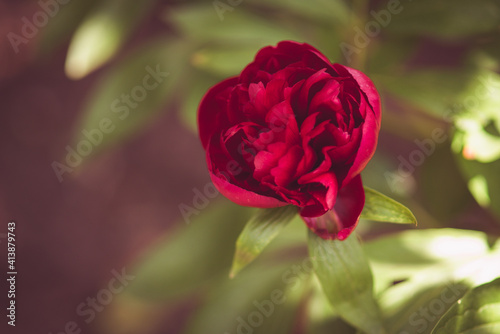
[1,0,500,333]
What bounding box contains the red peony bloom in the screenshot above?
[198,41,381,240]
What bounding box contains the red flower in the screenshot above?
[198,41,381,240]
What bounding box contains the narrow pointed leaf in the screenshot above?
[230,206,297,278]
[432,278,500,334]
[308,232,387,334]
[361,187,417,224]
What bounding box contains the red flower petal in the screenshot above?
[344,67,381,121]
[198,77,239,149]
[197,42,381,241]
[271,145,304,187]
[340,67,381,186]
[209,164,288,208]
[301,175,364,240]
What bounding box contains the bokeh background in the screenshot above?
[1,0,500,333]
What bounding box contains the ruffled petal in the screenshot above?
[209,165,288,208]
[198,42,379,240]
[205,134,288,208]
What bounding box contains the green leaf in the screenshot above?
[432,278,500,334]
[365,228,491,294]
[308,232,386,334]
[370,229,500,333]
[230,206,298,278]
[361,187,417,224]
[70,38,191,163]
[452,69,500,162]
[125,201,253,300]
[454,152,500,221]
[382,278,469,334]
[305,278,358,334]
[65,0,155,79]
[384,0,500,40]
[185,255,308,334]
[382,248,500,333]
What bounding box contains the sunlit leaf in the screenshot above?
[361,187,417,224]
[377,244,500,333]
[65,0,155,79]
[365,228,491,293]
[308,232,386,334]
[468,175,491,207]
[230,206,298,278]
[452,70,500,214]
[453,70,500,163]
[382,277,469,334]
[456,119,500,162]
[372,230,500,333]
[382,251,500,333]
[380,250,500,333]
[432,278,500,334]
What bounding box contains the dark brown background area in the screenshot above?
[0,1,207,333]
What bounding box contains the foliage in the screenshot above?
[41,0,500,333]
